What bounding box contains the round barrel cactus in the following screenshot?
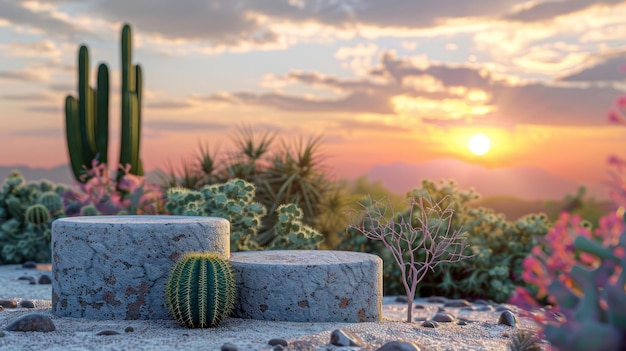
[165,252,236,328]
[25,204,50,227]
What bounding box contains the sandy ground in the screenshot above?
[0,264,548,351]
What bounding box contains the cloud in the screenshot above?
[197,90,395,114]
[253,0,516,29]
[145,120,229,132]
[0,40,61,58]
[0,70,43,82]
[197,51,623,127]
[335,119,410,133]
[504,0,625,22]
[24,105,62,114]
[0,0,83,38]
[558,52,626,82]
[10,126,62,137]
[91,0,278,46]
[145,100,194,110]
[1,92,51,101]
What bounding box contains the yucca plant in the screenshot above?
[163,126,345,248]
[165,252,236,328]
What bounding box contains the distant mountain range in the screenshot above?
[0,164,75,186]
[366,159,610,201]
[0,159,611,201]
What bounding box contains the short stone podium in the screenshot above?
[51,215,229,320]
[230,250,382,322]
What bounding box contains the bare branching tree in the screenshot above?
[348,192,473,322]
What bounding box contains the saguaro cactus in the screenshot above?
[64,23,143,183]
[165,252,236,328]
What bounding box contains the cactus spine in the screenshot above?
[165,252,236,328]
[64,23,142,183]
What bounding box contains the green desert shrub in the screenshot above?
[0,171,67,263]
[340,179,550,302]
[163,126,348,248]
[165,178,324,251]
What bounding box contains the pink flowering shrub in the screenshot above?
[62,160,165,216]
[513,211,624,306]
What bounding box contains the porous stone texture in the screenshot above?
[51,215,229,320]
[230,250,382,323]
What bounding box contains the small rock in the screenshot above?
[473,299,490,305]
[432,312,455,323]
[272,346,284,351]
[4,313,56,332]
[460,306,476,312]
[427,296,447,304]
[395,296,409,303]
[502,332,510,338]
[498,310,518,327]
[330,329,365,347]
[457,320,468,326]
[124,326,134,333]
[19,300,35,308]
[444,299,471,308]
[268,338,288,347]
[476,305,494,312]
[21,261,37,269]
[221,343,239,351]
[0,306,3,311]
[17,276,35,282]
[38,274,52,285]
[421,321,439,328]
[495,305,516,312]
[413,304,425,309]
[0,300,17,309]
[29,280,36,285]
[376,341,421,351]
[96,330,120,336]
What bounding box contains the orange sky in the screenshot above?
[1,1,626,199]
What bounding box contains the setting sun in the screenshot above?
[468,133,491,156]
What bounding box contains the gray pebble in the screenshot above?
[444,299,471,308]
[268,338,288,347]
[19,300,35,308]
[5,313,56,332]
[376,341,421,351]
[0,300,17,308]
[421,320,439,328]
[124,326,134,333]
[221,343,239,351]
[498,310,518,327]
[426,296,447,303]
[38,274,52,285]
[413,304,425,309]
[330,329,365,347]
[21,261,36,269]
[96,330,120,336]
[432,312,455,323]
[395,296,409,303]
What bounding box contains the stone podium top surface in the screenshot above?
[230,250,381,265]
[53,215,228,225]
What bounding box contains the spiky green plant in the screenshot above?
[25,204,50,227]
[64,23,143,184]
[165,252,236,328]
[0,172,66,263]
[508,329,543,351]
[163,126,344,247]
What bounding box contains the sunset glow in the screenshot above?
[468,134,491,156]
[0,1,624,200]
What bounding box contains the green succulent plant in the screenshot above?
[162,126,345,248]
[165,252,236,328]
[165,178,324,251]
[0,171,66,263]
[340,179,549,302]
